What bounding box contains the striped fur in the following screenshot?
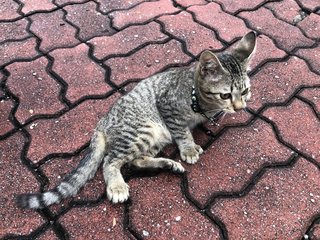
[17,32,256,209]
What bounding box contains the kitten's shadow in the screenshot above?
[122,164,166,181]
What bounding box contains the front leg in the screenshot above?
[167,124,203,164]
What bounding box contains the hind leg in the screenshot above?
[129,156,185,173]
[103,159,129,203]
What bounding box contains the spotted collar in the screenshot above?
[191,86,224,125]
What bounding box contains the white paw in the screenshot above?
[180,145,203,164]
[107,181,129,204]
[170,161,185,173]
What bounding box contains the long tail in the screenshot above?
[16,131,106,209]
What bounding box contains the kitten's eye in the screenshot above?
[220,93,231,100]
[242,88,249,95]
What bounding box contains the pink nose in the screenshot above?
[233,101,244,111]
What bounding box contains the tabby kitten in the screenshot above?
[17,32,256,209]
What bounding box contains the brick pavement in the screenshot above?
[0,0,319,239]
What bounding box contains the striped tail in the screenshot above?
[16,131,106,209]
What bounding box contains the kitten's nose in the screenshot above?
[233,101,245,111]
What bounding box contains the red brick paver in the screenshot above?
[27,95,120,163]
[189,3,250,42]
[89,22,168,60]
[296,45,320,75]
[214,0,270,14]
[188,119,292,205]
[239,7,314,51]
[30,10,80,53]
[0,19,30,43]
[211,158,320,239]
[263,99,320,162]
[109,0,179,29]
[130,174,221,239]
[64,2,115,41]
[265,0,301,24]
[0,37,38,66]
[50,44,112,103]
[158,11,224,56]
[6,57,65,124]
[0,133,44,238]
[298,0,320,12]
[20,0,57,14]
[0,98,15,136]
[250,57,320,110]
[1,1,319,239]
[105,40,191,85]
[0,0,21,21]
[298,13,320,39]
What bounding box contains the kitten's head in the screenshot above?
[195,31,256,114]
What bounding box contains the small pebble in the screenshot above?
[142,230,149,237]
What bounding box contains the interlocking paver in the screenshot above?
[0,37,38,67]
[250,57,320,110]
[298,13,320,39]
[0,98,14,136]
[96,0,146,13]
[310,224,320,239]
[64,2,115,41]
[0,0,21,21]
[214,0,271,13]
[89,22,168,60]
[298,0,320,12]
[299,88,320,113]
[6,57,65,124]
[55,0,87,6]
[211,158,320,239]
[50,44,111,103]
[130,174,221,239]
[188,119,292,205]
[239,7,314,51]
[265,0,302,23]
[2,0,320,239]
[37,228,59,240]
[27,94,120,163]
[158,11,224,56]
[0,19,30,43]
[263,99,320,162]
[105,40,192,85]
[175,0,207,7]
[189,3,250,42]
[295,46,320,74]
[20,0,56,14]
[30,10,79,53]
[0,133,44,238]
[60,204,129,240]
[109,0,179,29]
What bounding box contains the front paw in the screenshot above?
[107,181,129,204]
[180,144,203,164]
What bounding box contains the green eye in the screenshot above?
[220,93,231,99]
[242,88,249,95]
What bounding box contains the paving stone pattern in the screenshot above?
[0,0,319,240]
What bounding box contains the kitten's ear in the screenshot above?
[232,31,256,63]
[199,50,226,78]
